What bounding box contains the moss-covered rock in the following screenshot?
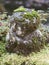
[6,7,46,55]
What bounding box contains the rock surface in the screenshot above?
[6,7,46,55]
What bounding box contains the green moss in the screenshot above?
[32,10,39,18]
[14,6,26,12]
[23,12,33,19]
[0,41,7,56]
[14,7,40,20]
[0,47,49,65]
[23,10,40,20]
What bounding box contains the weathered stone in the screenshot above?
[6,7,45,55]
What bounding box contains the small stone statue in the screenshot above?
[6,7,44,55]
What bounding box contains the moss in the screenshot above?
[14,6,26,12]
[0,41,7,56]
[0,47,49,65]
[23,10,39,20]
[14,7,40,21]
[32,10,39,18]
[23,12,33,20]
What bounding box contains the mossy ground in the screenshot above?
[0,40,49,65]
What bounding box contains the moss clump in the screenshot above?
[14,6,26,12]
[13,7,40,30]
[14,6,40,20]
[23,10,39,19]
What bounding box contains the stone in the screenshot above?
[6,7,45,55]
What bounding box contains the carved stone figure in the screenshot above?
[6,7,45,55]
